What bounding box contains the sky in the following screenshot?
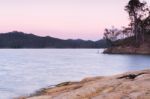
[0,0,149,40]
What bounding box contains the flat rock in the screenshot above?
[18,69,150,99]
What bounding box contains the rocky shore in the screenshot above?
[103,44,150,55]
[17,69,150,99]
[103,34,150,55]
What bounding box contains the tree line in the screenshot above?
[104,0,150,47]
[0,31,108,48]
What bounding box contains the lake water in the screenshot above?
[0,49,150,99]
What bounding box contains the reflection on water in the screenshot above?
[0,49,149,99]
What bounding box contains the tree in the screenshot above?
[103,27,122,46]
[122,26,133,38]
[125,0,148,44]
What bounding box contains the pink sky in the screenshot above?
[0,0,149,40]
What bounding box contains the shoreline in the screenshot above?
[103,46,150,55]
[17,69,150,99]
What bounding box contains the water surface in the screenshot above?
[0,49,149,99]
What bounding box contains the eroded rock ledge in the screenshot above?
[103,45,150,55]
[17,69,150,99]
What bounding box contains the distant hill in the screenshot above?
[0,31,108,48]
